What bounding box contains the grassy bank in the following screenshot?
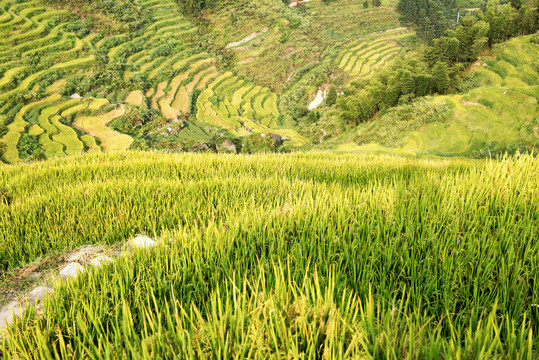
[0,151,538,357]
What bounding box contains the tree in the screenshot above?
[433,61,450,93]
[400,69,415,94]
[326,86,337,106]
[363,0,369,8]
[398,0,457,42]
[190,89,201,118]
[0,142,5,162]
[306,110,320,123]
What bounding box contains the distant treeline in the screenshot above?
[398,0,536,42]
[338,0,538,125]
[398,0,458,42]
[177,0,218,16]
[43,0,148,32]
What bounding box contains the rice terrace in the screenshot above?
[0,0,538,358]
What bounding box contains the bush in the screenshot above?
[326,86,337,106]
[240,134,276,153]
[190,89,201,118]
[0,142,5,162]
[108,106,165,137]
[306,110,320,123]
[478,98,495,107]
[17,133,43,161]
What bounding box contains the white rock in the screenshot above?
[89,255,113,267]
[60,262,85,279]
[26,286,52,302]
[307,89,327,111]
[129,235,157,249]
[0,302,24,330]
[70,93,82,99]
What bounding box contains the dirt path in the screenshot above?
[289,0,312,7]
[225,28,269,49]
[319,128,327,143]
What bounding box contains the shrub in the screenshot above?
[326,86,337,106]
[17,133,43,161]
[0,142,5,162]
[190,89,201,118]
[108,106,165,137]
[306,110,320,123]
[240,134,275,153]
[478,98,495,107]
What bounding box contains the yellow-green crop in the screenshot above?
[0,151,538,358]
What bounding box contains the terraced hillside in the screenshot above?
[196,72,307,145]
[0,0,303,163]
[205,0,401,89]
[400,35,539,156]
[336,27,413,79]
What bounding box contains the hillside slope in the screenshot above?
[403,35,539,156]
[346,34,539,157]
[0,0,309,163]
[0,151,538,357]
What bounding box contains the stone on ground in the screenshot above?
[0,302,24,330]
[60,262,85,279]
[218,140,237,153]
[26,286,52,302]
[129,235,157,249]
[90,255,113,267]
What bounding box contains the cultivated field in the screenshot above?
[0,0,302,163]
[336,28,413,79]
[196,72,307,145]
[0,151,537,357]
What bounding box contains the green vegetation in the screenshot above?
[0,0,310,163]
[348,33,539,157]
[195,72,307,145]
[2,0,532,160]
[0,0,538,356]
[0,152,538,357]
[336,28,413,78]
[334,2,537,142]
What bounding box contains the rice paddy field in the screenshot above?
[0,0,304,163]
[0,151,538,358]
[196,72,307,145]
[336,28,413,79]
[347,34,539,158]
[206,0,401,90]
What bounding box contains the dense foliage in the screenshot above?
[398,0,457,42]
[177,0,218,17]
[43,0,148,32]
[338,0,538,125]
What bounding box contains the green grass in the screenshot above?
[0,151,537,357]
